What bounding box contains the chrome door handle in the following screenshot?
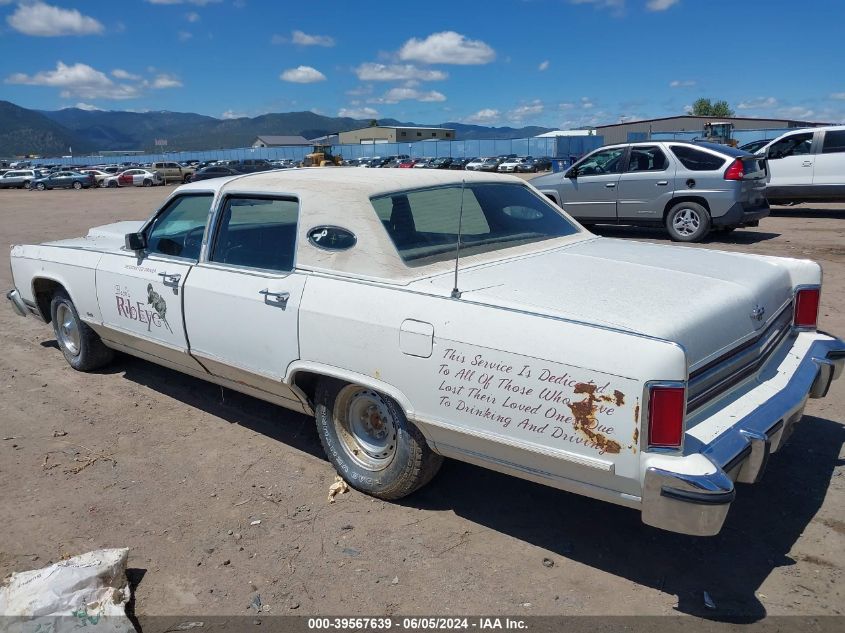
[259,289,289,309]
[605,182,616,188]
[158,272,181,286]
[656,180,669,186]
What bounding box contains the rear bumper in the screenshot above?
[712,199,771,227]
[642,335,845,536]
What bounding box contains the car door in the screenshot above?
[557,146,626,220]
[95,192,214,372]
[766,131,815,186]
[615,145,675,220]
[813,129,845,187]
[183,194,306,403]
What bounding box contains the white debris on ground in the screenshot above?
[327,475,350,503]
[0,548,134,632]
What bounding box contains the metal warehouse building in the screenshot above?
[339,126,456,144]
[595,115,826,145]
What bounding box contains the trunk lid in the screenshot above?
[416,238,794,369]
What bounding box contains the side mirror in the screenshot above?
[565,166,579,178]
[125,232,147,251]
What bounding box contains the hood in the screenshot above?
[415,238,797,368]
[45,220,145,251]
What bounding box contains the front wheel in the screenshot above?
[23,180,31,189]
[50,290,114,371]
[143,179,152,187]
[73,181,82,190]
[315,379,443,500]
[36,182,46,191]
[666,201,711,242]
[108,181,118,188]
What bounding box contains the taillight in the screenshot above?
[648,386,686,448]
[794,287,820,328]
[724,158,744,180]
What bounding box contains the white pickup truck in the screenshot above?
[7,169,844,536]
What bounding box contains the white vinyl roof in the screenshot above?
[178,168,586,284]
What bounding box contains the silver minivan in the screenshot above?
[532,141,769,242]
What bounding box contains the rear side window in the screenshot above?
[626,146,668,172]
[146,194,213,260]
[210,197,299,272]
[768,132,813,158]
[822,130,845,154]
[670,146,726,171]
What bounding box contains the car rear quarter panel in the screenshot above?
[11,244,103,323]
[294,274,688,500]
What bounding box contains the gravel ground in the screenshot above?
[0,183,843,623]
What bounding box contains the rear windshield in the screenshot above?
[371,183,579,266]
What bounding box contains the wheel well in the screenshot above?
[664,196,710,221]
[291,370,322,407]
[32,278,65,323]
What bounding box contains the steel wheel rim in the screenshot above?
[673,208,700,236]
[56,303,80,356]
[333,386,397,471]
[73,181,82,189]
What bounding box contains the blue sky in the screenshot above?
[1,0,844,127]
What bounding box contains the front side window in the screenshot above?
[768,132,813,158]
[626,146,668,172]
[822,130,845,154]
[210,196,299,272]
[145,194,213,260]
[371,183,579,266]
[575,147,625,175]
[670,145,727,171]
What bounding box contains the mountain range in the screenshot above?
[0,100,555,157]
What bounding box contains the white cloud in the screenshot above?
[186,11,200,22]
[151,73,182,88]
[581,96,594,109]
[7,2,103,37]
[177,30,193,41]
[354,63,447,82]
[5,61,139,99]
[463,108,500,124]
[291,29,335,47]
[338,106,379,119]
[538,60,549,71]
[280,65,326,83]
[737,96,778,110]
[776,106,815,119]
[509,100,544,122]
[830,92,845,100]
[569,0,626,15]
[375,87,446,104]
[221,109,246,119]
[559,102,575,110]
[112,68,141,81]
[647,0,679,9]
[5,61,182,100]
[74,102,103,111]
[399,31,495,65]
[669,79,696,87]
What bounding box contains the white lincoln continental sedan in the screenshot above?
[7,169,844,535]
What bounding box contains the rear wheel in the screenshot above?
[315,379,443,500]
[36,182,46,191]
[50,290,113,371]
[666,201,711,242]
[108,181,118,188]
[143,179,152,187]
[72,181,82,190]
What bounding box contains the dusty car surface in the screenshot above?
[7,169,844,536]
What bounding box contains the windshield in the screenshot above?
[371,183,580,267]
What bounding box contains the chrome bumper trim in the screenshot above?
[643,335,845,536]
[6,288,28,317]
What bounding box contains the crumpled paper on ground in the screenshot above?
[328,475,350,503]
[0,548,134,632]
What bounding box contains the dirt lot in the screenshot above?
[1,184,843,623]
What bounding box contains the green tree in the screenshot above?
[368,119,378,127]
[690,98,735,117]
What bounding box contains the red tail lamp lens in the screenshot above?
[794,288,820,328]
[648,387,685,448]
[724,159,745,180]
